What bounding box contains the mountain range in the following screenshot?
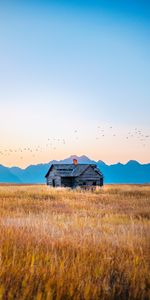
[0,155,150,184]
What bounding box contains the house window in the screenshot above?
[93,181,96,186]
[100,178,103,186]
[82,182,86,186]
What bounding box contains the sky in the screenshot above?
[0,0,150,167]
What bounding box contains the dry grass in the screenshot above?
[0,185,150,300]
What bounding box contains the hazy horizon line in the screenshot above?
[1,154,150,170]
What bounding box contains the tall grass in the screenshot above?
[0,185,150,299]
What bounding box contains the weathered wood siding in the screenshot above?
[74,166,102,187]
[46,166,61,187]
[46,165,103,188]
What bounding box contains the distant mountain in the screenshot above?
[61,155,96,164]
[10,164,50,184]
[97,160,150,184]
[0,165,21,183]
[0,155,150,184]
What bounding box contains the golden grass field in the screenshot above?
[0,185,150,300]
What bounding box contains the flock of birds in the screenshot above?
[0,127,149,160]
[96,126,149,147]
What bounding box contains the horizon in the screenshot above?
[0,0,150,167]
[1,154,150,170]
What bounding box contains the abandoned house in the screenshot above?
[45,159,104,188]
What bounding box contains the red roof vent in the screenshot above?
[73,158,78,165]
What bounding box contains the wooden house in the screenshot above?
[45,159,103,188]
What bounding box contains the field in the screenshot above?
[0,185,150,300]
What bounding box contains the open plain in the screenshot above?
[0,185,150,300]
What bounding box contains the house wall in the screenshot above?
[74,166,102,187]
[46,166,61,187]
[46,165,103,188]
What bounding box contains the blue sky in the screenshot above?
[0,0,150,166]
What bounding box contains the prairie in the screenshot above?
[0,185,150,300]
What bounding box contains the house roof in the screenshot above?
[45,164,103,178]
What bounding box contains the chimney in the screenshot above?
[73,158,78,165]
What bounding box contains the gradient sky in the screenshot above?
[0,0,150,167]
